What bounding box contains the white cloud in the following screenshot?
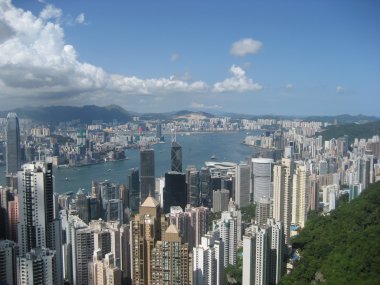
[213,65,262,93]
[75,13,85,24]
[190,102,222,109]
[286,84,293,90]
[170,53,179,62]
[39,4,62,21]
[230,38,262,57]
[336,85,344,93]
[0,1,208,107]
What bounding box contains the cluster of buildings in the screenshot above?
[0,112,379,285]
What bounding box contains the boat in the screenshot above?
[65,177,69,181]
[210,155,217,160]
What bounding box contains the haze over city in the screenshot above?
[1,0,379,115]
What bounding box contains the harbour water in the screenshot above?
[0,131,260,194]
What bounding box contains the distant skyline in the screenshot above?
[1,0,379,115]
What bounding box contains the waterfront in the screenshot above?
[0,131,260,194]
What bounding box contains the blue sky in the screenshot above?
[1,0,379,115]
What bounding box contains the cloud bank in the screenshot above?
[0,1,262,109]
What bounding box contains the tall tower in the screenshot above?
[251,158,274,203]
[292,163,310,228]
[140,149,155,202]
[273,158,294,244]
[171,142,182,172]
[163,171,187,213]
[186,166,200,206]
[255,196,273,226]
[17,162,55,255]
[151,224,191,285]
[17,162,63,284]
[128,168,140,212]
[235,163,251,207]
[6,112,21,175]
[130,195,162,285]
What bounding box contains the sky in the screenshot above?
[0,0,379,116]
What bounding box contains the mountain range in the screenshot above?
[0,105,378,125]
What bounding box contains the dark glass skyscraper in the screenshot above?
[128,167,140,212]
[6,113,20,175]
[163,171,187,213]
[171,141,182,172]
[140,148,155,202]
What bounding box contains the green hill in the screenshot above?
[279,181,380,285]
[317,120,380,144]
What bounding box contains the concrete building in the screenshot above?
[235,163,251,207]
[292,163,310,228]
[255,197,272,226]
[273,158,294,244]
[130,195,162,285]
[17,248,56,285]
[193,232,224,285]
[91,250,121,285]
[151,224,192,285]
[0,240,17,285]
[251,158,274,203]
[213,189,230,213]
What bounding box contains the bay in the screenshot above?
[0,131,258,194]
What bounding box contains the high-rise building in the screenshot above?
[243,220,283,285]
[128,168,140,212]
[17,248,57,285]
[6,112,21,175]
[213,189,230,213]
[91,250,121,285]
[235,163,251,207]
[163,171,187,213]
[8,195,19,242]
[140,149,155,202]
[273,158,294,244]
[18,163,53,252]
[292,164,310,228]
[130,195,162,285]
[193,232,224,285]
[186,166,200,206]
[214,211,238,266]
[255,196,272,226]
[0,186,12,239]
[171,141,182,172]
[151,224,192,284]
[251,158,274,203]
[0,240,17,285]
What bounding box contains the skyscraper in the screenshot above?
[17,248,57,285]
[292,163,310,228]
[171,141,182,172]
[193,232,224,285]
[0,240,17,285]
[186,166,200,206]
[17,162,63,284]
[163,171,187,213]
[151,224,191,284]
[128,168,140,212]
[140,149,155,202]
[273,158,294,244]
[255,196,273,226]
[6,112,21,175]
[235,163,251,207]
[251,158,274,203]
[130,195,162,285]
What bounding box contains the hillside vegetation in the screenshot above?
[317,121,380,144]
[280,181,380,285]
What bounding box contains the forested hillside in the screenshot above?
[280,181,380,285]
